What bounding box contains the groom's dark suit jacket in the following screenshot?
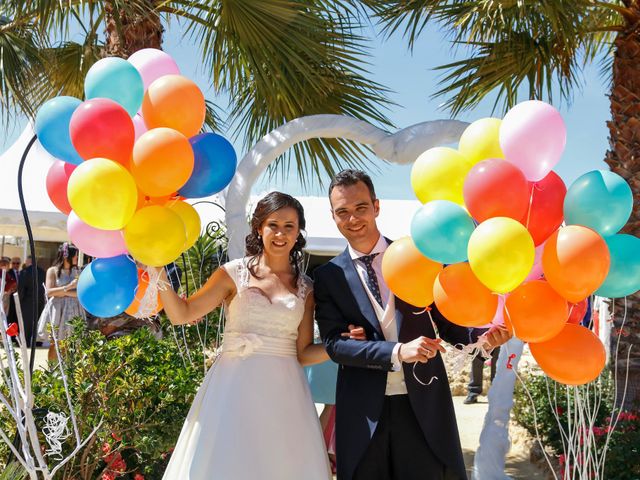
[315,248,471,480]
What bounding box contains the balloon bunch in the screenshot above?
[36,49,237,318]
[383,100,639,386]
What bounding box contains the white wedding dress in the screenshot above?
[163,258,332,480]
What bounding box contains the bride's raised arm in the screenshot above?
[158,266,235,326]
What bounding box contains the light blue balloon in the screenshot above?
[595,234,640,298]
[84,57,144,117]
[34,96,83,165]
[564,170,633,237]
[179,133,237,198]
[411,200,476,264]
[78,255,138,317]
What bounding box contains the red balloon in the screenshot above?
[567,299,588,325]
[45,161,76,214]
[69,98,135,167]
[463,158,529,222]
[519,171,566,246]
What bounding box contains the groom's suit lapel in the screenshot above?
[335,249,384,338]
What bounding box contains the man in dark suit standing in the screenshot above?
[17,257,46,346]
[314,170,511,480]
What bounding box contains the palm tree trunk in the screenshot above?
[603,4,640,410]
[104,1,163,58]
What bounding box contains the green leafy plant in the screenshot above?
[1,320,203,479]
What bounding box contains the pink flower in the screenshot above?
[134,474,145,480]
[101,473,116,480]
[102,443,111,455]
[619,411,638,422]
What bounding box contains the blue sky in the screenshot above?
[1,18,611,200]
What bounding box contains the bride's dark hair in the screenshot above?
[245,192,307,281]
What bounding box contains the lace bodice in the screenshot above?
[222,258,312,340]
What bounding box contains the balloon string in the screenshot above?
[133,267,171,318]
[525,182,536,229]
[412,363,438,386]
[413,306,432,315]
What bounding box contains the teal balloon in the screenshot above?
[34,96,83,165]
[411,200,476,264]
[564,170,633,236]
[85,57,144,117]
[595,234,640,298]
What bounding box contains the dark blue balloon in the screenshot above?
[34,96,84,165]
[77,255,138,317]
[179,133,237,198]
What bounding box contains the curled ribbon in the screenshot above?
[449,337,493,374]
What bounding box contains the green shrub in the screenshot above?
[1,319,204,479]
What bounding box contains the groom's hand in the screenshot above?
[341,324,367,341]
[399,337,446,363]
[482,326,512,349]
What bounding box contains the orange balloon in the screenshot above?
[433,263,498,327]
[542,226,610,303]
[530,324,605,385]
[381,237,443,307]
[125,269,163,318]
[142,75,205,137]
[136,189,181,210]
[131,128,194,197]
[504,280,568,343]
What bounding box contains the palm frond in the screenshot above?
[203,98,225,133]
[174,0,392,181]
[430,1,616,113]
[363,0,444,49]
[0,14,46,121]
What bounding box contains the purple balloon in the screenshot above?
[67,211,128,258]
[500,100,566,182]
[128,48,180,90]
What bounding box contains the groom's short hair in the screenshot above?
[328,169,377,202]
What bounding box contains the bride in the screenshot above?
[159,192,354,479]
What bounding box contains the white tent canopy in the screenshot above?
[0,125,68,241]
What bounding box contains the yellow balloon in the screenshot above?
[411,147,471,205]
[123,206,186,267]
[468,217,535,294]
[167,200,201,250]
[458,118,504,165]
[67,158,137,230]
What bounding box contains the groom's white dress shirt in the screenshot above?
[349,234,407,396]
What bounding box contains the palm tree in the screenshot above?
[367,0,640,407]
[0,0,391,180]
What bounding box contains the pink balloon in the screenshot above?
[133,114,148,141]
[478,295,506,329]
[67,211,128,258]
[525,242,546,281]
[128,48,180,90]
[500,100,566,181]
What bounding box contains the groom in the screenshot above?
[315,170,511,480]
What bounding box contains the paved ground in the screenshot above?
[453,395,550,479]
